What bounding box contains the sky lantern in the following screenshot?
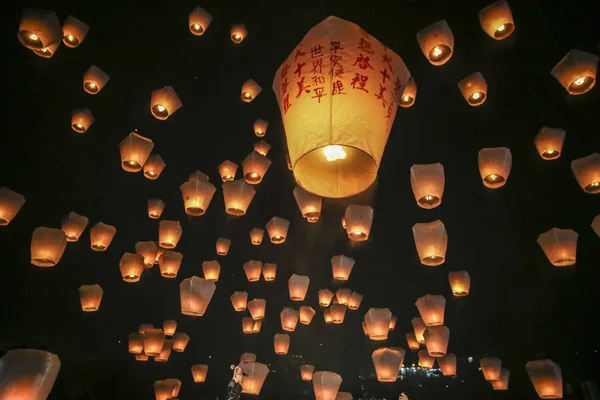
[273,16,410,199]
[330,304,347,324]
[163,320,177,336]
[148,198,165,219]
[230,291,248,311]
[244,260,263,282]
[399,76,417,107]
[136,241,158,269]
[242,317,255,334]
[274,334,290,354]
[241,353,256,363]
[252,320,263,333]
[89,222,116,251]
[479,0,515,39]
[142,329,164,356]
[30,227,66,267]
[218,160,238,182]
[231,24,247,44]
[143,154,166,180]
[62,15,88,47]
[150,86,182,120]
[301,364,315,381]
[289,274,310,301]
[180,178,217,216]
[571,153,600,194]
[159,250,183,278]
[191,364,209,383]
[478,147,512,188]
[324,308,333,323]
[155,339,174,362]
[364,308,392,340]
[135,354,149,361]
[83,65,109,94]
[551,49,598,95]
[331,255,354,281]
[406,332,420,350]
[416,294,446,326]
[241,79,261,102]
[266,216,290,244]
[262,263,277,281]
[179,276,216,316]
[448,270,471,296]
[79,284,103,312]
[319,289,334,307]
[0,187,25,226]
[458,72,488,106]
[411,317,427,344]
[173,332,190,352]
[410,163,445,209]
[119,132,154,172]
[534,127,566,160]
[242,151,271,184]
[248,299,267,320]
[189,6,212,35]
[416,19,454,66]
[348,292,363,310]
[372,347,405,382]
[480,357,502,381]
[438,353,457,376]
[32,40,60,58]
[250,228,265,245]
[313,371,342,400]
[159,220,182,249]
[537,228,578,266]
[241,362,269,395]
[335,288,352,305]
[281,307,300,331]
[254,119,268,137]
[138,324,153,335]
[0,349,61,400]
[389,315,397,331]
[418,350,435,369]
[18,9,62,51]
[61,211,88,242]
[254,139,271,156]
[119,253,144,282]
[412,220,448,266]
[300,306,316,325]
[293,186,322,223]
[71,108,94,133]
[592,215,600,237]
[344,205,373,241]
[491,368,510,390]
[128,333,144,354]
[154,245,164,264]
[202,260,221,282]
[153,379,178,399]
[222,179,256,215]
[424,326,450,357]
[216,237,231,256]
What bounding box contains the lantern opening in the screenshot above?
[19,30,42,48]
[191,23,203,34]
[145,171,156,178]
[151,104,169,119]
[429,45,452,63]
[159,242,175,249]
[232,33,242,43]
[542,149,560,160]
[418,195,440,208]
[91,244,106,251]
[72,123,85,132]
[0,217,8,225]
[349,230,367,240]
[124,273,139,282]
[305,212,320,222]
[494,23,514,38]
[484,173,505,186]
[241,92,253,101]
[64,34,79,46]
[585,181,600,193]
[31,258,56,267]
[244,172,262,184]
[226,206,246,216]
[422,256,444,266]
[271,234,285,243]
[122,159,141,172]
[568,76,594,93]
[185,206,206,216]
[84,81,99,93]
[400,95,414,106]
[468,91,486,105]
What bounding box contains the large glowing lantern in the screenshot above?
[61,211,88,242]
[592,215,600,237]
[364,308,392,340]
[231,24,248,44]
[0,349,60,399]
[300,306,316,325]
[273,16,411,199]
[399,76,417,107]
[301,364,315,381]
[136,241,158,269]
[189,6,212,35]
[254,139,271,156]
[526,359,563,398]
[71,108,94,133]
[191,364,209,383]
[179,276,216,316]
[571,153,600,194]
[551,50,598,95]
[154,339,173,362]
[241,353,256,363]
[537,228,578,266]
[159,220,182,249]
[0,187,25,226]
[416,294,446,326]
[348,292,363,310]
[218,160,238,182]
[222,179,256,215]
[202,260,220,282]
[406,332,420,350]
[89,222,116,251]
[411,317,427,344]
[418,350,435,369]
[412,220,447,266]
[247,298,267,320]
[143,329,165,356]
[180,178,216,216]
[173,332,190,352]
[319,289,334,307]
[241,79,261,102]
[480,357,502,381]
[330,304,347,324]
[410,163,444,209]
[244,260,263,282]
[274,334,290,354]
[293,186,323,222]
[216,237,231,256]
[18,9,62,51]
[254,119,268,137]
[335,288,352,305]
[491,368,510,390]
[438,353,457,376]
[289,274,310,301]
[250,228,264,245]
[266,216,289,244]
[148,198,165,219]
[30,227,66,267]
[151,86,182,120]
[479,0,515,39]
[240,362,269,395]
[281,307,300,331]
[163,320,177,336]
[159,250,183,278]
[230,291,248,311]
[242,151,271,184]
[416,19,454,66]
[331,255,354,281]
[448,270,471,296]
[119,252,145,282]
[458,72,488,106]
[262,263,277,281]
[242,317,255,334]
[313,371,343,400]
[128,333,144,354]
[143,154,166,180]
[372,347,405,382]
[62,15,89,47]
[344,205,373,241]
[119,132,154,172]
[534,127,566,160]
[424,326,449,357]
[478,147,512,188]
[83,65,109,94]
[79,284,103,312]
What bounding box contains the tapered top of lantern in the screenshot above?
[18,9,62,51]
[273,16,411,199]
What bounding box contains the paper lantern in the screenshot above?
[319,289,334,307]
[242,151,271,185]
[78,284,103,312]
[135,354,149,362]
[289,274,310,301]
[244,260,263,282]
[222,179,256,215]
[250,228,265,245]
[142,154,165,180]
[61,211,88,242]
[18,9,62,51]
[337,393,353,400]
[150,86,182,120]
[592,215,600,237]
[138,324,153,335]
[480,357,502,381]
[159,220,182,249]
[348,292,363,310]
[89,222,116,251]
[173,332,190,352]
[534,127,566,160]
[395,76,417,109]
[32,40,60,58]
[155,339,174,362]
[411,317,427,344]
[274,334,291,354]
[299,306,316,325]
[163,320,177,336]
[154,246,164,264]
[119,253,144,282]
[412,220,447,266]
[218,160,237,182]
[571,153,600,194]
[330,304,347,324]
[551,49,598,95]
[120,132,154,172]
[179,276,216,316]
[0,349,61,400]
[241,353,256,363]
[335,288,352,305]
[331,255,354,281]
[153,379,176,400]
[292,186,322,223]
[247,299,267,320]
[62,15,89,47]
[242,317,255,334]
[128,333,144,354]
[479,0,515,39]
[254,139,271,156]
[416,19,454,66]
[180,179,216,216]
[406,332,420,350]
[135,241,157,269]
[71,108,94,133]
[301,364,315,381]
[418,350,435,369]
[389,315,397,331]
[254,119,268,137]
[424,326,449,357]
[83,65,109,94]
[273,17,410,198]
[410,163,444,209]
[231,24,247,44]
[344,205,373,241]
[252,320,262,333]
[324,308,333,323]
[166,379,182,397]
[478,147,512,188]
[230,291,248,312]
[30,227,66,267]
[191,364,209,383]
[416,294,446,326]
[158,250,183,278]
[148,198,165,219]
[216,237,231,256]
[537,228,578,266]
[372,347,405,382]
[241,79,261,102]
[202,260,220,282]
[262,263,277,281]
[280,307,299,331]
[438,353,457,376]
[313,371,342,400]
[189,6,212,35]
[0,187,25,226]
[458,72,488,106]
[143,329,164,356]
[364,308,392,340]
[491,368,510,390]
[266,216,289,244]
[240,362,269,395]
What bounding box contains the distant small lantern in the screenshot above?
[179,276,216,316]
[242,317,254,334]
[331,255,354,281]
[173,332,190,352]
[335,288,352,305]
[364,308,392,340]
[136,241,158,269]
[89,222,116,251]
[324,308,333,323]
[416,294,446,326]
[372,347,405,383]
[230,291,248,312]
[30,227,66,267]
[191,364,209,383]
[119,132,154,172]
[143,154,166,180]
[254,139,271,156]
[252,320,262,333]
[128,333,144,354]
[480,357,502,381]
[32,40,60,58]
[424,326,450,357]
[155,339,174,362]
[406,332,420,350]
[300,306,316,325]
[301,364,315,381]
[262,263,277,281]
[410,163,444,209]
[119,253,144,282]
[418,350,435,369]
[218,160,238,182]
[222,179,256,215]
[247,298,267,320]
[135,354,149,362]
[62,15,89,47]
[330,304,347,324]
[318,289,335,307]
[143,329,165,356]
[534,127,566,160]
[389,315,397,331]
[202,260,221,282]
[0,187,25,226]
[479,0,515,39]
[438,353,457,376]
[18,9,62,51]
[254,119,268,137]
[231,24,248,44]
[551,49,598,95]
[281,307,300,331]
[138,324,153,335]
[71,108,94,133]
[274,334,290,354]
[242,151,271,184]
[266,216,290,244]
[250,228,265,245]
[571,153,600,194]
[241,353,256,363]
[151,86,182,120]
[159,250,183,278]
[411,317,427,344]
[148,198,165,219]
[592,215,600,237]
[313,371,342,400]
[458,72,488,106]
[180,178,217,216]
[348,292,363,310]
[344,205,373,241]
[241,79,261,102]
[491,368,510,390]
[163,320,177,336]
[448,270,471,296]
[412,220,448,266]
[189,6,212,35]
[159,220,182,249]
[293,186,322,222]
[289,274,310,301]
[244,260,263,282]
[240,362,269,395]
[537,228,579,267]
[0,349,61,400]
[399,76,417,108]
[216,237,231,256]
[416,19,454,66]
[478,147,512,188]
[79,284,103,312]
[83,65,109,94]
[61,211,88,242]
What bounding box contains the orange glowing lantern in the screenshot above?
[159,220,182,249]
[266,216,289,244]
[335,288,352,305]
[153,380,175,400]
[159,250,183,278]
[364,308,392,340]
[151,86,182,120]
[537,228,579,266]
[136,241,158,269]
[478,147,512,189]
[348,292,363,310]
[389,316,397,331]
[319,289,334,307]
[79,284,103,312]
[241,353,256,363]
[416,19,454,66]
[179,276,216,316]
[491,368,510,390]
[324,308,333,323]
[230,291,248,311]
[218,160,238,182]
[299,306,316,325]
[571,153,600,194]
[32,40,60,58]
[399,76,417,108]
[479,0,515,40]
[534,127,566,160]
[331,255,354,281]
[61,211,88,242]
[240,362,269,395]
[135,354,149,362]
[410,163,444,209]
[191,364,209,383]
[480,357,502,381]
[592,215,600,237]
[406,332,420,350]
[241,79,261,102]
[89,222,116,251]
[253,119,268,137]
[0,349,61,400]
[180,178,216,216]
[416,294,446,326]
[0,187,25,226]
[163,320,177,336]
[313,371,342,400]
[216,237,231,256]
[155,339,174,362]
[344,205,373,241]
[262,263,277,281]
[71,108,94,133]
[222,179,256,215]
[143,329,165,356]
[83,65,109,94]
[289,274,310,301]
[62,15,89,47]
[202,260,221,282]
[250,228,264,245]
[448,270,471,296]
[242,151,271,184]
[244,260,263,282]
[143,154,166,180]
[173,332,190,352]
[330,304,347,324]
[119,253,144,282]
[411,317,427,344]
[252,320,262,333]
[30,227,66,267]
[274,334,290,354]
[247,298,267,320]
[418,350,435,369]
[551,49,598,95]
[293,186,322,222]
[119,132,154,172]
[18,9,62,51]
[372,347,405,383]
[301,364,315,381]
[438,353,457,376]
[424,326,449,357]
[281,307,300,331]
[148,198,165,219]
[242,317,255,334]
[458,72,488,106]
[254,139,271,156]
[231,24,247,44]
[412,220,447,266]
[189,6,212,35]
[128,333,144,354]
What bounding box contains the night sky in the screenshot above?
[1,0,599,399]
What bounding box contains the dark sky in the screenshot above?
[1,0,599,399]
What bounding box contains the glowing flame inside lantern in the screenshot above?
[323,145,347,162]
[29,33,39,41]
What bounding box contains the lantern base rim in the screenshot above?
[0,218,8,225]
[583,182,600,193]
[377,377,398,383]
[348,231,368,241]
[185,207,206,216]
[72,124,87,133]
[467,92,487,106]
[541,150,561,160]
[190,25,205,35]
[33,48,54,58]
[417,196,441,208]
[66,235,79,242]
[63,36,80,47]
[226,208,246,216]
[428,44,453,65]
[123,275,140,282]
[399,96,415,108]
[483,174,507,188]
[161,272,178,278]
[551,258,576,267]
[122,160,142,172]
[82,307,99,312]
[567,76,595,94]
[493,23,514,39]
[159,242,175,249]
[91,244,107,251]
[421,256,445,266]
[18,30,45,49]
[31,258,57,267]
[149,213,160,219]
[151,105,170,120]
[428,351,446,357]
[144,171,159,180]
[83,81,100,94]
[452,291,469,297]
[270,236,285,244]
[181,311,205,317]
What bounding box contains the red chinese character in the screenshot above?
[296,77,311,98]
[294,62,306,77]
[330,41,344,53]
[382,53,394,73]
[295,47,306,60]
[330,55,344,77]
[353,54,373,70]
[283,94,292,114]
[281,77,289,94]
[358,37,374,54]
[380,69,390,84]
[332,80,346,95]
[310,45,323,58]
[392,77,402,100]
[350,73,369,92]
[312,75,325,85]
[281,63,290,78]
[312,58,323,74]
[375,84,387,108]
[385,102,394,119]
[311,87,327,103]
